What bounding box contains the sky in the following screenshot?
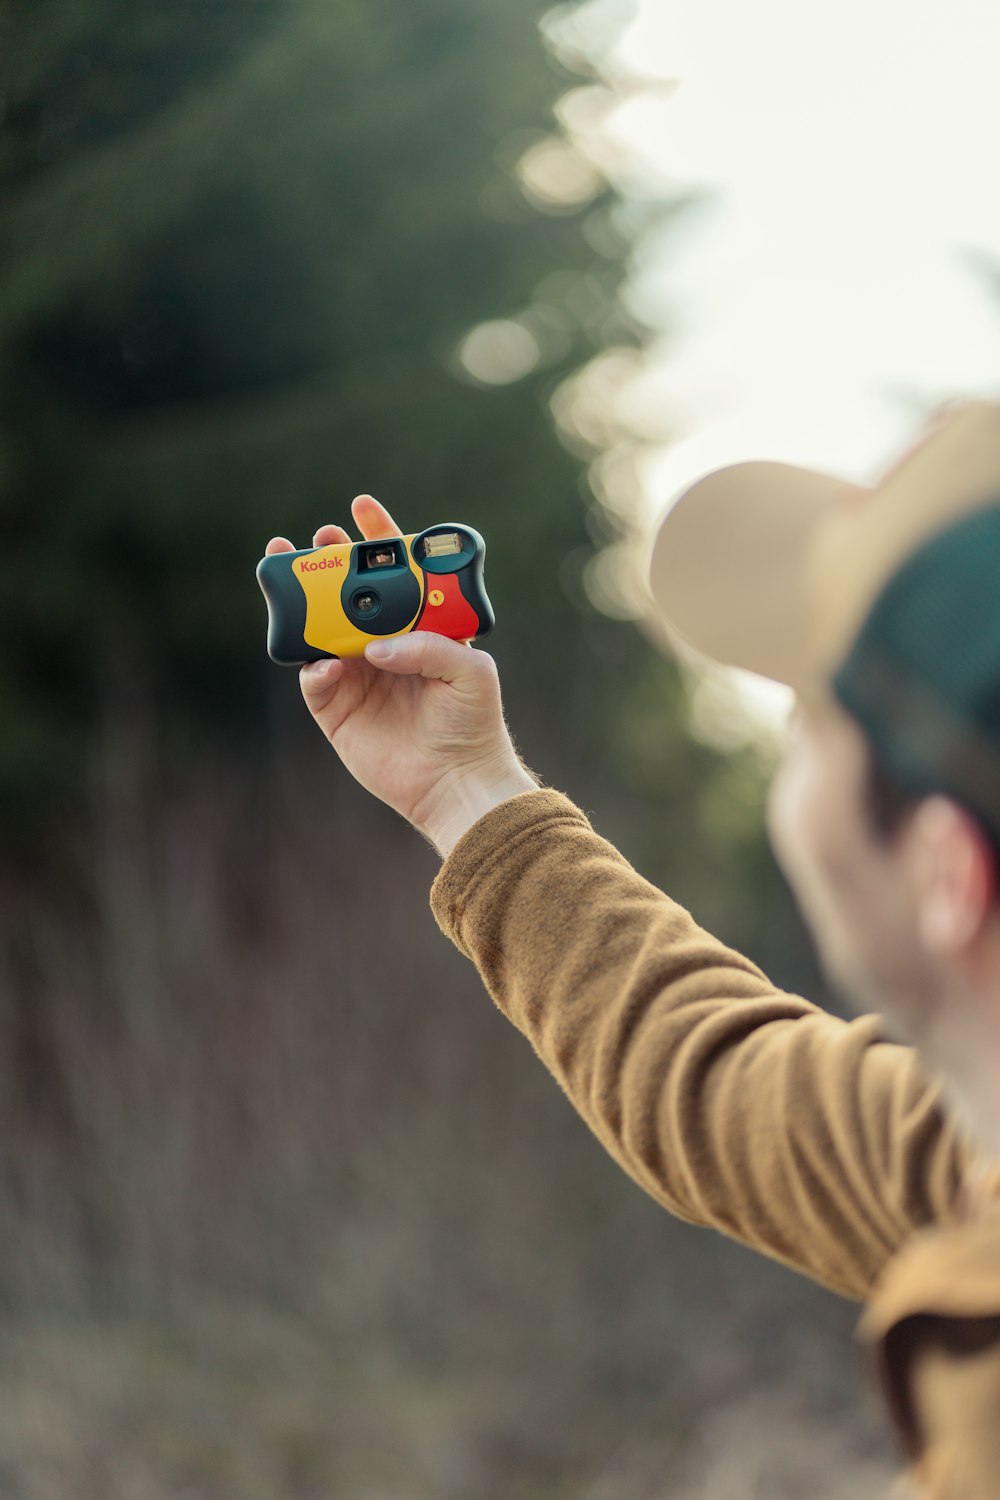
[604,0,1000,457]
[534,0,1000,741]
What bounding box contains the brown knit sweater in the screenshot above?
[429,789,1000,1498]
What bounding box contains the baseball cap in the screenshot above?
[647,399,1000,832]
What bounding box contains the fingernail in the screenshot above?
[304,659,335,680]
[365,641,393,660]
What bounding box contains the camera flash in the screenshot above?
[422,533,462,558]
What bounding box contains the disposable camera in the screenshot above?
[256,523,494,663]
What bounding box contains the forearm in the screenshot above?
[430,789,970,1300]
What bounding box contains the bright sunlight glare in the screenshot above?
[547,0,1000,747]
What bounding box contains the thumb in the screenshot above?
[364,633,486,689]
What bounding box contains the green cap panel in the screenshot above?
[833,499,1000,834]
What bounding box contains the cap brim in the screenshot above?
[647,459,864,691]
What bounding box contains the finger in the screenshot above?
[299,655,376,735]
[364,633,493,690]
[313,523,352,547]
[265,536,296,555]
[300,656,348,703]
[352,494,404,541]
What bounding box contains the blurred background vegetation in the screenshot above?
[0,2,893,1495]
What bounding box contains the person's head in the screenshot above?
[766,691,1000,1054]
[648,399,1000,1151]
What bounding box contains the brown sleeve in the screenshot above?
[429,789,972,1302]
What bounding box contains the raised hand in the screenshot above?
[264,496,538,855]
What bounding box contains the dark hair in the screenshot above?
[863,753,921,843]
[862,750,1000,879]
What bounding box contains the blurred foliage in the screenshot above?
[0,0,821,1012]
[0,742,881,1496]
[0,9,863,1491]
[0,0,824,983]
[1,0,634,835]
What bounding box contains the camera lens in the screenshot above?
[351,588,380,616]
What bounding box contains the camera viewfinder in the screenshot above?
[364,544,399,569]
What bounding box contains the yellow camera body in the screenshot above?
[256,524,494,663]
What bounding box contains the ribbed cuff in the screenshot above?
[429,787,593,953]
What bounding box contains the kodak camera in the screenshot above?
[256,523,494,663]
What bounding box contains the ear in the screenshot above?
[900,796,998,954]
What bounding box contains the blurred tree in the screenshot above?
[0,1,842,1394]
[1,0,639,836]
[0,2,641,822]
[0,0,802,988]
